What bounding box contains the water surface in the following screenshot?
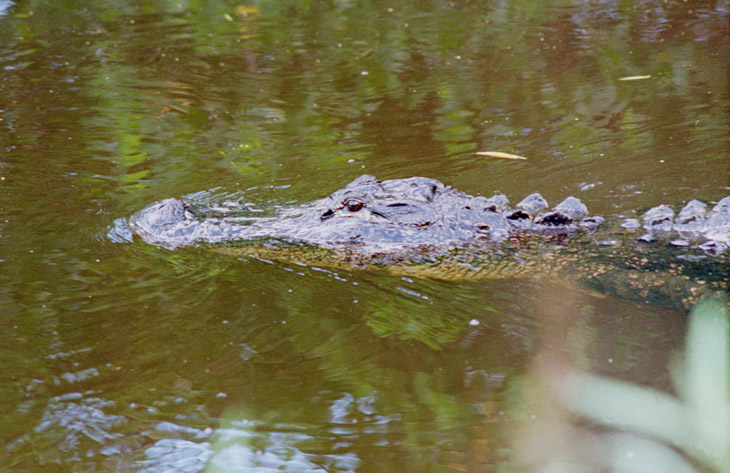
[0,1,728,471]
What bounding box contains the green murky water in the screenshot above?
[0,1,728,471]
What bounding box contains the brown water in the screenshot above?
[0,1,728,471]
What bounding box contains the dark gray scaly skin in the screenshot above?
[129,175,605,256]
[124,175,730,309]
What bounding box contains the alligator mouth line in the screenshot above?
[369,209,389,220]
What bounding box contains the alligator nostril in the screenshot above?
[321,209,335,221]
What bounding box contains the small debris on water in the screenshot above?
[618,75,651,81]
[476,151,528,160]
[469,319,480,326]
[579,182,597,191]
[621,218,641,232]
[240,344,257,360]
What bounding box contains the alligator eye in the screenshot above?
[345,199,364,212]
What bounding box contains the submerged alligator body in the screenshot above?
[123,175,730,309]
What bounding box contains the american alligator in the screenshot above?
[123,175,730,309]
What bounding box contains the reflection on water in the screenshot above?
[140,413,364,473]
[0,0,728,471]
[0,1,11,17]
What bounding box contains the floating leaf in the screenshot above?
[618,75,652,81]
[475,151,527,160]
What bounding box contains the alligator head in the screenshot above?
[127,175,605,263]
